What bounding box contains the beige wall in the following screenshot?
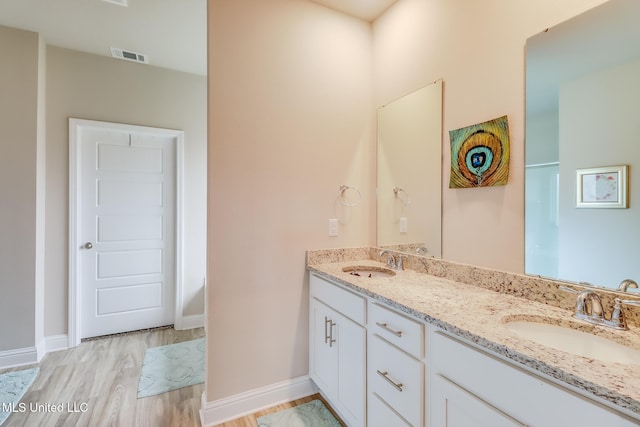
[44,46,207,336]
[207,0,374,399]
[0,26,40,351]
[0,25,206,359]
[205,0,609,406]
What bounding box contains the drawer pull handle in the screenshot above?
[377,370,403,392]
[376,322,403,337]
[324,317,336,347]
[324,317,330,343]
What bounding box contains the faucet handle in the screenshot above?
[620,299,640,307]
[604,298,640,330]
[606,298,628,330]
[614,299,640,330]
[396,255,405,271]
[559,285,577,294]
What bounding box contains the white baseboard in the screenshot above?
[175,313,204,330]
[45,334,69,354]
[0,334,70,370]
[199,376,318,427]
[0,346,39,369]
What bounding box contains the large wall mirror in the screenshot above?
[377,80,443,258]
[525,0,640,290]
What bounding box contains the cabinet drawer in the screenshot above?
[370,303,423,357]
[369,392,411,427]
[310,274,365,324]
[369,335,423,426]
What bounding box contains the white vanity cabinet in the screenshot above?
[308,270,640,426]
[428,328,639,427]
[309,274,366,427]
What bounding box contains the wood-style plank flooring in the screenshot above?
[1,327,205,427]
[215,394,346,427]
[2,328,344,427]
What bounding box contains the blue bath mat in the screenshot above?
[257,399,341,427]
[0,367,39,426]
[137,338,205,398]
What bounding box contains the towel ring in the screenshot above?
[338,185,361,207]
[393,186,411,206]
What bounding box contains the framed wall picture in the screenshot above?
[576,165,628,208]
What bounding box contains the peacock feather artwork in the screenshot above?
[449,115,510,188]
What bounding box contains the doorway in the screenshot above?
[68,118,184,345]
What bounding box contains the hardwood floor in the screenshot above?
[215,394,346,427]
[1,327,205,427]
[2,328,344,427]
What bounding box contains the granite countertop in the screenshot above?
[307,258,640,419]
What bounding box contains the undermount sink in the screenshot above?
[504,319,640,365]
[341,265,396,278]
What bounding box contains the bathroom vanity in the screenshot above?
[307,248,640,426]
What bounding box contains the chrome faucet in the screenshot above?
[560,286,639,330]
[378,250,404,271]
[379,250,394,268]
[575,290,605,323]
[619,279,638,292]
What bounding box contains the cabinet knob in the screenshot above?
[84,242,93,249]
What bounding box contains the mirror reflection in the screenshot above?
[525,0,640,289]
[377,80,442,258]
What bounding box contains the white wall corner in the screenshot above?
[36,338,46,362]
[176,313,204,330]
[45,334,69,354]
[199,376,318,427]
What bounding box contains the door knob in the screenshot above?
[84,242,93,249]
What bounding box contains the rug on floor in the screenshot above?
[0,367,39,426]
[137,337,205,398]
[257,400,341,427]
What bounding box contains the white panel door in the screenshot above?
[78,126,177,338]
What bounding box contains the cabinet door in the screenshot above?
[336,313,366,427]
[369,392,411,427]
[431,374,526,427]
[429,329,640,426]
[310,298,366,427]
[310,299,338,396]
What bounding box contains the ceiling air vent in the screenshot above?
[110,47,149,65]
[102,0,128,6]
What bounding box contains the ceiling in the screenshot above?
[0,0,398,77]
[0,0,207,76]
[309,0,399,21]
